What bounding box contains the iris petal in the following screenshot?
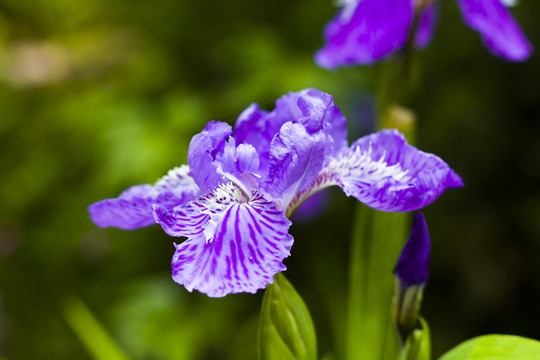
[234,103,278,173]
[315,0,413,68]
[264,122,326,210]
[457,0,532,61]
[288,130,462,214]
[188,121,232,193]
[155,183,293,297]
[88,166,199,230]
[332,130,463,211]
[234,89,348,174]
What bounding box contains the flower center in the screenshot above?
[201,183,247,244]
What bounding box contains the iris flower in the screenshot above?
[316,0,533,69]
[89,89,462,297]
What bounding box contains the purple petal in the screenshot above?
[457,0,532,61]
[188,121,232,193]
[263,122,326,210]
[234,89,348,172]
[155,183,293,297]
[336,129,463,211]
[89,166,199,230]
[414,3,438,49]
[234,103,277,172]
[220,137,260,176]
[277,89,349,159]
[394,213,430,286]
[315,0,413,68]
[290,130,463,213]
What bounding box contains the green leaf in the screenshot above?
[62,296,131,360]
[258,273,317,360]
[439,334,540,360]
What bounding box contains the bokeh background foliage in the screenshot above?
[0,0,539,359]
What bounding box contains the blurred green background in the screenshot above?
[0,0,539,359]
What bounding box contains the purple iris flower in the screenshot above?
[89,89,462,297]
[394,212,430,287]
[316,0,532,69]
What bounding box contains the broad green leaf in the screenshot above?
[258,273,317,360]
[439,334,540,360]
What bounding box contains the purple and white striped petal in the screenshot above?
[288,130,463,214]
[155,183,293,297]
[188,121,232,193]
[457,0,532,61]
[331,130,463,211]
[89,165,199,230]
[263,122,326,210]
[315,0,413,68]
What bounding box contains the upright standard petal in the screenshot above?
[457,0,532,61]
[234,103,274,172]
[154,183,293,297]
[188,121,232,193]
[315,0,413,68]
[89,165,199,230]
[263,122,326,210]
[277,89,349,159]
[234,89,348,172]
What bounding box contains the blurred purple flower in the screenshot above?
[394,212,430,287]
[89,89,462,297]
[316,0,532,69]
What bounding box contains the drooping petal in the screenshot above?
[155,183,293,297]
[394,212,430,286]
[414,3,438,49]
[315,0,413,68]
[457,0,532,61]
[263,122,326,210]
[188,121,232,193]
[89,165,199,230]
[288,130,463,214]
[334,129,463,211]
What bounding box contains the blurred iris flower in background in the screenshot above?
[89,89,462,297]
[316,0,533,69]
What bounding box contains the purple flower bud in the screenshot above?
[394,213,430,287]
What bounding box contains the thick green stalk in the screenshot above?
[346,205,409,360]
